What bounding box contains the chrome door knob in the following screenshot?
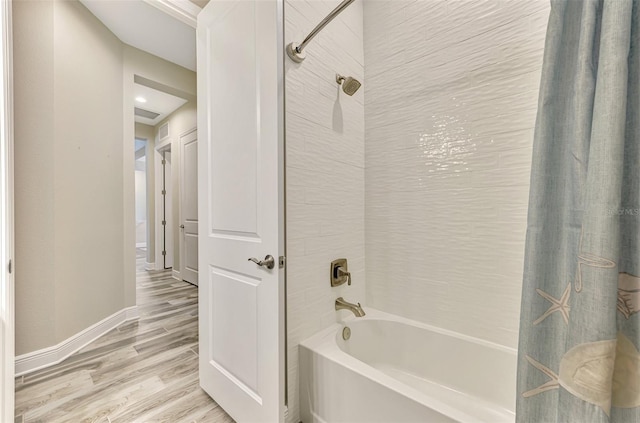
[180,224,185,229]
[248,255,275,270]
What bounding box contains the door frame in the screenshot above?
[276,0,287,413]
[0,0,14,420]
[153,146,165,271]
[155,144,173,271]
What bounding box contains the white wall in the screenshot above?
[284,1,364,421]
[363,0,550,349]
[14,0,125,354]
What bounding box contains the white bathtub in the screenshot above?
[299,308,517,423]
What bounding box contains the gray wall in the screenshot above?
[14,0,56,354]
[14,0,124,354]
[14,0,197,356]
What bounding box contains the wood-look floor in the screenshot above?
[15,250,234,423]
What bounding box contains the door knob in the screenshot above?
[248,255,275,270]
[180,224,185,229]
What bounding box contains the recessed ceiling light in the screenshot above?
[135,96,147,103]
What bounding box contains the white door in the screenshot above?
[180,129,198,286]
[0,0,13,421]
[197,0,284,422]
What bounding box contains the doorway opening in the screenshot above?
[133,79,195,278]
[134,138,147,257]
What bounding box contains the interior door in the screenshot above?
[197,0,284,422]
[0,0,13,421]
[180,129,198,285]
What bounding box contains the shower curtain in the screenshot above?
[516,0,639,422]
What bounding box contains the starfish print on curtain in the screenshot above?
[522,355,559,398]
[533,283,571,325]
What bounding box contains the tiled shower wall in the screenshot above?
[363,0,550,349]
[284,1,364,421]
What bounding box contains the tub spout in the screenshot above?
[335,297,366,317]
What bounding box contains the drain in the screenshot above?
[342,326,351,340]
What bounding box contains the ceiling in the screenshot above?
[78,2,196,129]
[80,0,199,71]
[134,84,189,126]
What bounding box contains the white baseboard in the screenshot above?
[172,269,181,281]
[145,261,155,271]
[15,306,139,376]
[136,242,147,248]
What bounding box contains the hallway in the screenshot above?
[14,249,233,422]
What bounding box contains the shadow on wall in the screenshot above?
[333,85,344,133]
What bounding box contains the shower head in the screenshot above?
[336,74,361,96]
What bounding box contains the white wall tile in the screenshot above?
[363,0,549,350]
[286,0,549,419]
[285,1,365,422]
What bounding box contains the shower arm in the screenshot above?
[286,0,355,63]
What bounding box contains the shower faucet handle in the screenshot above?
[330,258,351,287]
[338,267,352,285]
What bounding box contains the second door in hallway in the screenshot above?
[181,129,198,286]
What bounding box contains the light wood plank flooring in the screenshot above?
[15,249,234,423]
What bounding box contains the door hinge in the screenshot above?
[162,220,166,226]
[8,259,11,274]
[279,256,286,269]
[162,250,167,256]
[162,159,166,165]
[161,189,166,195]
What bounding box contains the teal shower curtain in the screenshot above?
[516,0,640,422]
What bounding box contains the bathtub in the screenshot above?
[299,308,517,423]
